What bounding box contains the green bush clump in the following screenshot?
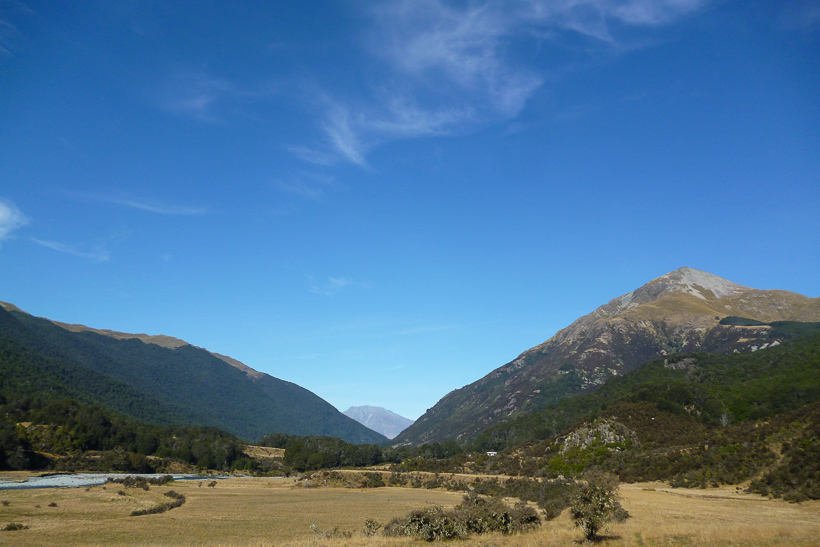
[108,475,173,489]
[570,469,629,541]
[387,472,407,486]
[361,472,385,488]
[382,493,540,541]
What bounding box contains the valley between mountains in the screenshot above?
[1,267,819,544]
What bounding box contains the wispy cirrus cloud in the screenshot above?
[68,191,209,215]
[606,0,709,27]
[31,238,110,263]
[156,69,281,124]
[0,1,34,57]
[158,71,239,122]
[309,276,370,297]
[0,17,17,57]
[293,0,708,167]
[104,197,209,216]
[295,93,480,168]
[274,172,337,202]
[0,198,29,247]
[142,1,709,170]
[778,0,820,33]
[321,105,369,168]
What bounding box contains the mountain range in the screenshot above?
[395,267,820,445]
[0,302,386,445]
[3,266,817,450]
[343,405,414,439]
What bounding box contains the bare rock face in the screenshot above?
[560,419,638,454]
[396,267,820,445]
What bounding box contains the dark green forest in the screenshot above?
[0,394,251,472]
[470,329,820,452]
[0,305,386,444]
[257,433,463,472]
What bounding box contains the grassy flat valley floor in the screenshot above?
[1,477,818,546]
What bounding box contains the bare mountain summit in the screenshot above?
[343,405,414,439]
[394,267,820,445]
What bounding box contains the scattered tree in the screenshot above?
[570,469,629,541]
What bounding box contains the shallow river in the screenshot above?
[0,473,222,490]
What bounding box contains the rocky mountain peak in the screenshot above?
[617,267,750,313]
[343,405,414,439]
[393,268,818,446]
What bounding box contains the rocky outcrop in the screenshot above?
[560,419,639,454]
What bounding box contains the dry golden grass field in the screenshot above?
[1,476,818,546]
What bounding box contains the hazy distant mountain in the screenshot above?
[0,302,387,445]
[395,267,820,445]
[343,405,414,439]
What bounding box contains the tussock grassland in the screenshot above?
[0,477,818,546]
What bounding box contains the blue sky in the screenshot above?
[1,0,818,422]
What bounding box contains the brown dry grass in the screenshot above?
[0,478,817,546]
[243,446,285,460]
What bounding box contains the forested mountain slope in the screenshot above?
[0,303,386,444]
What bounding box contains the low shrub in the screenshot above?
[361,472,385,488]
[382,493,540,541]
[364,518,381,536]
[129,490,186,516]
[107,475,174,491]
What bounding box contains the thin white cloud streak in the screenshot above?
[607,0,708,26]
[778,0,820,33]
[285,145,340,167]
[295,96,475,167]
[275,180,325,201]
[321,106,369,168]
[274,172,336,202]
[309,276,370,297]
[106,197,209,216]
[299,0,708,166]
[68,191,209,215]
[31,238,110,263]
[157,69,282,124]
[0,1,35,57]
[0,198,29,247]
[159,71,239,122]
[0,18,16,56]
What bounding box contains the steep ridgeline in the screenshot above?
[0,303,387,445]
[395,267,820,445]
[343,405,415,439]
